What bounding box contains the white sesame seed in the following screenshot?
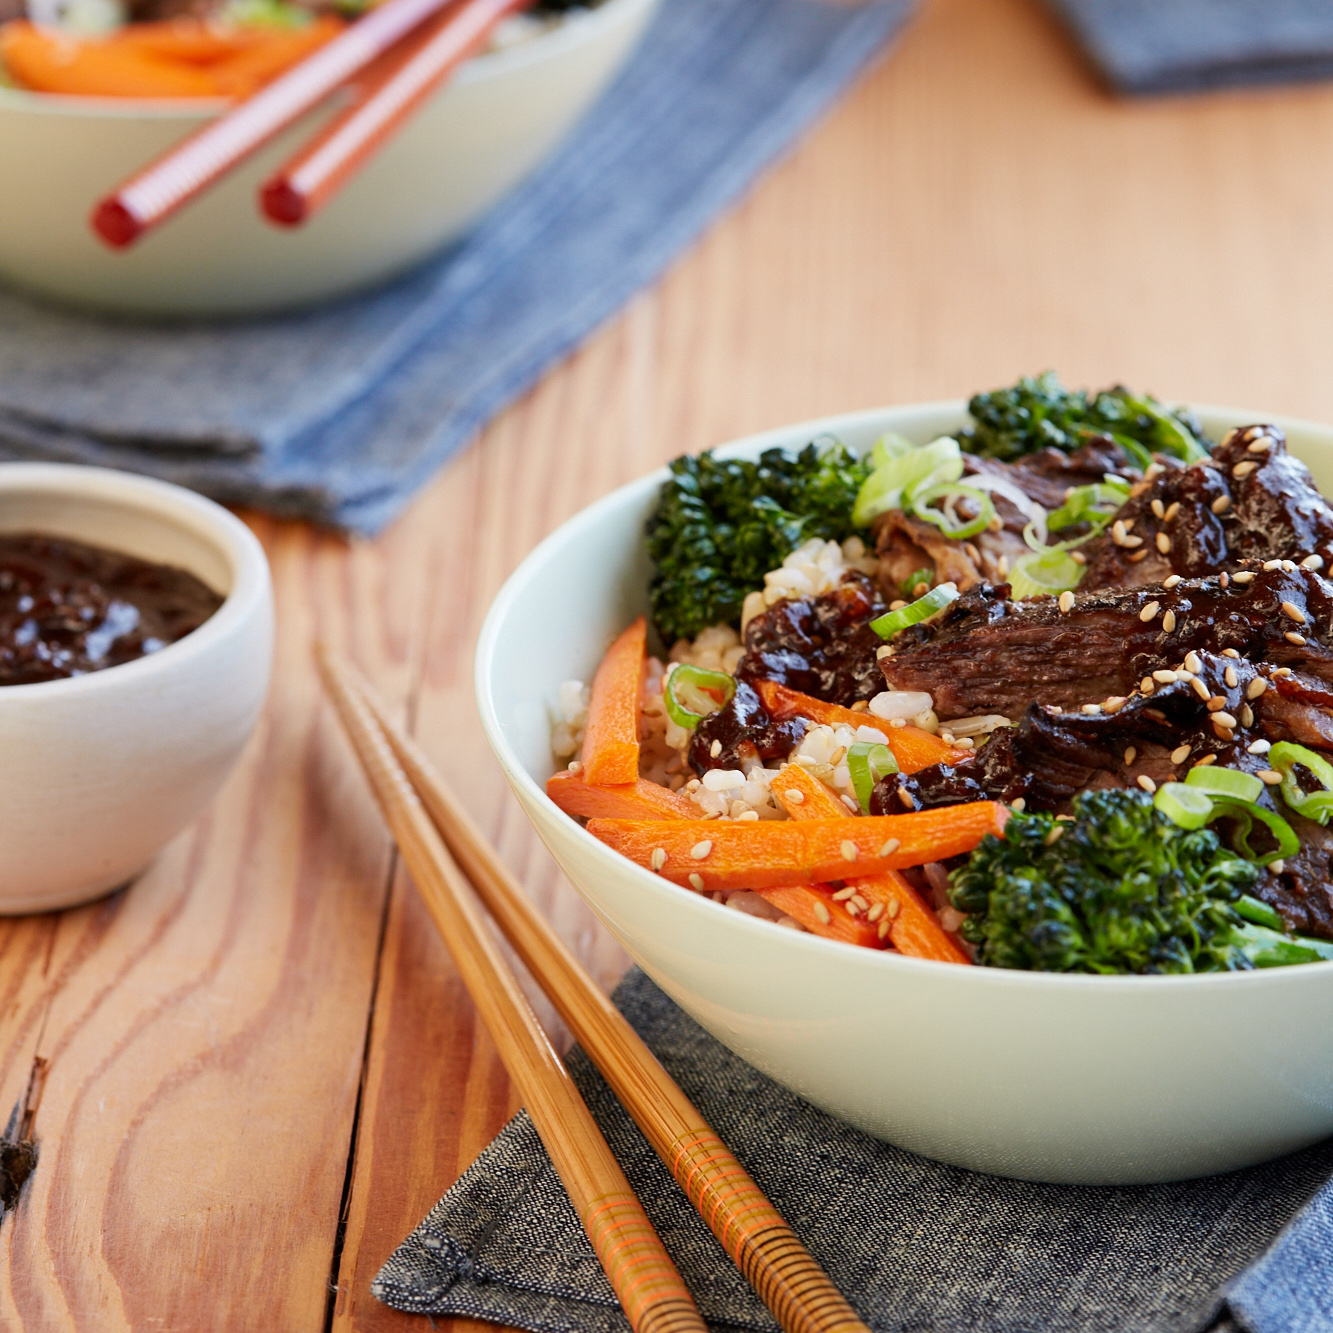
[738,810,760,821]
[1011,797,1027,812]
[1141,601,1161,622]
[867,902,885,922]
[1156,532,1171,555]
[1044,825,1064,845]
[1273,667,1294,676]
[1171,744,1191,764]
[710,739,722,758]
[841,794,859,812]
[1270,859,1286,875]
[1128,550,1149,563]
[1239,703,1254,727]
[1071,551,1087,565]
[876,645,893,661]
[1233,461,1259,479]
[840,840,858,863]
[690,840,713,860]
[1248,436,1273,453]
[1163,574,1183,589]
[1206,696,1227,711]
[1247,739,1271,756]
[1214,712,1238,729]
[1141,678,1156,694]
[1175,669,1195,682]
[1145,462,1166,480]
[1246,677,1268,700]
[1058,591,1075,613]
[1137,775,1157,793]
[828,745,847,767]
[845,901,861,917]
[877,918,891,940]
[1162,610,1177,632]
[1224,665,1238,688]
[1264,560,1282,571]
[813,901,831,925]
[1192,677,1212,700]
[1220,572,1230,589]
[1283,560,1298,573]
[1081,703,1102,714]
[688,873,705,891]
[1282,601,1307,624]
[1124,746,1137,766]
[878,837,900,857]
[1233,571,1255,584]
[786,788,805,805]
[1151,499,1165,519]
[651,848,667,871]
[890,717,907,728]
[887,899,901,920]
[1104,697,1127,713]
[1153,669,1176,683]
[1185,651,1203,673]
[1165,501,1181,521]
[1259,770,1283,785]
[832,885,856,902]
[1302,554,1324,570]
[1223,648,1241,658]
[1286,632,1308,645]
[851,894,870,912]
[1194,753,1217,767]
[1211,495,1231,515]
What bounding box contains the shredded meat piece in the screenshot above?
[879,564,1333,721]
[1081,424,1333,590]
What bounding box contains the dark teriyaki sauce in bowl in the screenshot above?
[0,533,224,686]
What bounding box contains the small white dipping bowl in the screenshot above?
[0,0,657,316]
[477,400,1333,1185]
[0,463,273,912]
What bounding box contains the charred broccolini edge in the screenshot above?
[645,441,869,645]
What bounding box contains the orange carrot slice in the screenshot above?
[208,16,343,97]
[114,19,268,63]
[754,680,963,774]
[754,885,885,949]
[770,765,970,962]
[581,617,646,786]
[546,769,700,821]
[588,803,1007,894]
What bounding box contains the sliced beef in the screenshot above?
[1082,424,1333,590]
[689,573,883,774]
[873,440,1136,596]
[879,563,1333,721]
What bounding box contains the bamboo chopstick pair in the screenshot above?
[317,647,869,1333]
[92,0,529,246]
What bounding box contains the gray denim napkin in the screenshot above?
[0,0,912,534]
[1046,0,1333,95]
[373,968,1333,1333]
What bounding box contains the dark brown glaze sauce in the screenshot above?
[689,573,885,774]
[0,533,223,686]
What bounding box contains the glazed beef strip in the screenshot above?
[689,573,884,773]
[1081,423,1333,589]
[879,563,1333,721]
[874,651,1333,939]
[874,438,1134,595]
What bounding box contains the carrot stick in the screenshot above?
[210,16,344,97]
[114,20,272,63]
[581,617,646,787]
[588,803,1007,894]
[546,770,700,822]
[753,680,963,774]
[770,765,970,962]
[753,885,884,949]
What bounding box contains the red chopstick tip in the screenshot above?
[91,198,143,249]
[260,178,308,227]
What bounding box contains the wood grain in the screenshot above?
[8,0,1333,1326]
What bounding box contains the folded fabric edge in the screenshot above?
[1224,1187,1333,1331]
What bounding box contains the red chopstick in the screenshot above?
[90,0,464,248]
[260,0,532,226]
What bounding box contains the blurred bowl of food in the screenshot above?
[0,0,658,315]
[0,462,272,911]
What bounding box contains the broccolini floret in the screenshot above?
[948,789,1260,974]
[959,371,1209,467]
[645,441,869,645]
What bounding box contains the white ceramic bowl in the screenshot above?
[0,0,657,316]
[0,463,272,911]
[477,399,1333,1185]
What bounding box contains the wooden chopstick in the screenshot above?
[317,648,706,1333]
[90,0,465,248]
[323,648,871,1333]
[261,0,531,226]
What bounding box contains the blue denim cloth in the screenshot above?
[373,968,1333,1333]
[0,0,912,534]
[1046,1,1333,95]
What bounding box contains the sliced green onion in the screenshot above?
[909,483,996,540]
[1007,547,1085,599]
[1208,797,1300,864]
[1106,432,1156,472]
[1269,741,1333,826]
[1184,766,1264,804]
[870,584,960,640]
[1234,923,1333,968]
[1045,480,1131,534]
[1154,782,1213,830]
[867,432,917,469]
[1235,894,1286,932]
[664,665,735,730]
[847,742,899,813]
[852,436,965,527]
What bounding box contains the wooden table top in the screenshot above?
[6,0,1333,1326]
